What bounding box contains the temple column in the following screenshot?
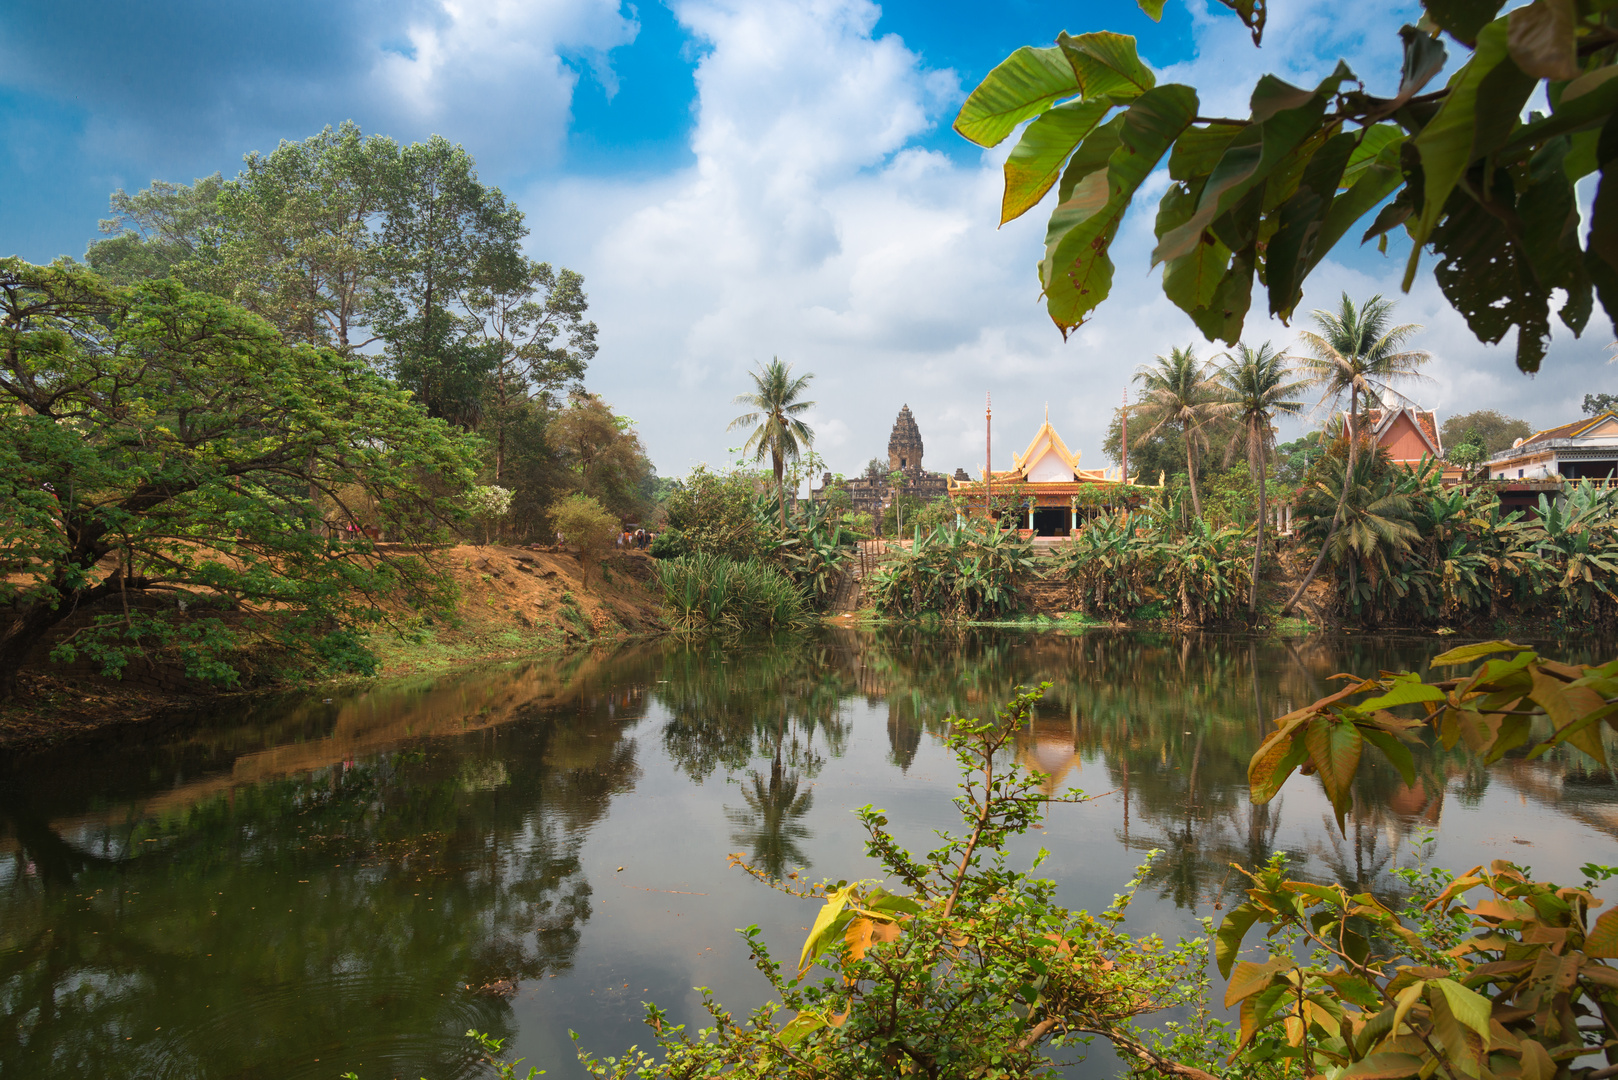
[1070,506,1076,532]
[1026,504,1033,530]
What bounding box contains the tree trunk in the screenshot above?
[0,602,77,700]
[1184,435,1203,519]
[1282,391,1358,615]
[774,445,788,530]
[1250,464,1266,616]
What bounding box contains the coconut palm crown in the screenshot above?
[1130,345,1233,519]
[1284,292,1431,613]
[728,358,816,528]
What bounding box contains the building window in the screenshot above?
[1518,469,1524,478]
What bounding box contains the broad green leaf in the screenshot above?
[1056,31,1156,102]
[1429,178,1556,373]
[799,886,853,976]
[1153,65,1353,265]
[1430,639,1532,666]
[1002,99,1112,224]
[1304,715,1363,831]
[1430,978,1492,1041]
[1158,177,1232,313]
[1137,0,1166,20]
[1360,726,1418,788]
[1506,0,1577,81]
[1041,84,1197,336]
[1516,144,1592,334]
[1427,980,1483,1073]
[1184,246,1255,345]
[1587,908,1618,958]
[777,1011,828,1047]
[1168,123,1244,180]
[1340,124,1405,186]
[954,46,1080,148]
[1426,0,1505,47]
[1266,130,1355,320]
[1215,901,1262,978]
[1238,983,1292,1052]
[1359,674,1448,711]
[1323,971,1383,1010]
[1403,17,1514,290]
[1343,1052,1425,1079]
[1051,117,1125,218]
[863,889,923,916]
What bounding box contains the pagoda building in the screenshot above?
[948,412,1137,537]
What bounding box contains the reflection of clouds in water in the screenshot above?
[6,628,1618,1077]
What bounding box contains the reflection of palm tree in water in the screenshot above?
[727,747,814,879]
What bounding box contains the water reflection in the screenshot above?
[2,628,1614,1079]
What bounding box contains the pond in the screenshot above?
[4,628,1617,1079]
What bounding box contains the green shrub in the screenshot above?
[648,526,687,559]
[654,551,810,632]
[1049,512,1252,624]
[552,493,620,586]
[866,523,1037,619]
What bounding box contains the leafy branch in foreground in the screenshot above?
[1248,639,1618,831]
[573,685,1221,1079]
[961,0,1618,372]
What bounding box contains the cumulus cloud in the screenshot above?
[0,0,636,178]
[540,0,1609,483]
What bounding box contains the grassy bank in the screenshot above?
[0,544,666,748]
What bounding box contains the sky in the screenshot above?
[1,0,1608,486]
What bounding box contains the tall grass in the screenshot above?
[655,551,810,632]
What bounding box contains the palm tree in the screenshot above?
[728,358,816,529]
[1283,293,1429,613]
[1219,342,1306,614]
[1130,345,1232,518]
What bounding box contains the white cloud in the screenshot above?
[371,0,637,169]
[527,0,1614,484]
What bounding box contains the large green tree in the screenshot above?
[0,260,478,695]
[1439,408,1533,453]
[959,0,1618,373]
[463,260,598,482]
[1219,342,1306,613]
[84,126,560,433]
[372,135,528,428]
[728,358,816,529]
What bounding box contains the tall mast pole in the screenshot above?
[985,392,992,524]
[1120,387,1129,485]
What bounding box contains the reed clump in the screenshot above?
[654,551,810,632]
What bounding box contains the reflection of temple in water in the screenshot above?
[887,703,922,771]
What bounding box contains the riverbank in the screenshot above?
[0,543,667,750]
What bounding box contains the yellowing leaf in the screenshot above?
[1430,639,1533,667]
[777,1011,828,1047]
[1586,908,1618,958]
[1343,1052,1425,1079]
[799,887,853,977]
[1225,957,1289,1008]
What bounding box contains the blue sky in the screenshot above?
[1,0,1603,480]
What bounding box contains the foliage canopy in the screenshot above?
[960,0,1618,372]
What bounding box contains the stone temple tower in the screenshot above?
[887,405,924,472]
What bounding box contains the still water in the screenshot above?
[4,628,1617,1079]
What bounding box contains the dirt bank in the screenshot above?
[0,544,667,750]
